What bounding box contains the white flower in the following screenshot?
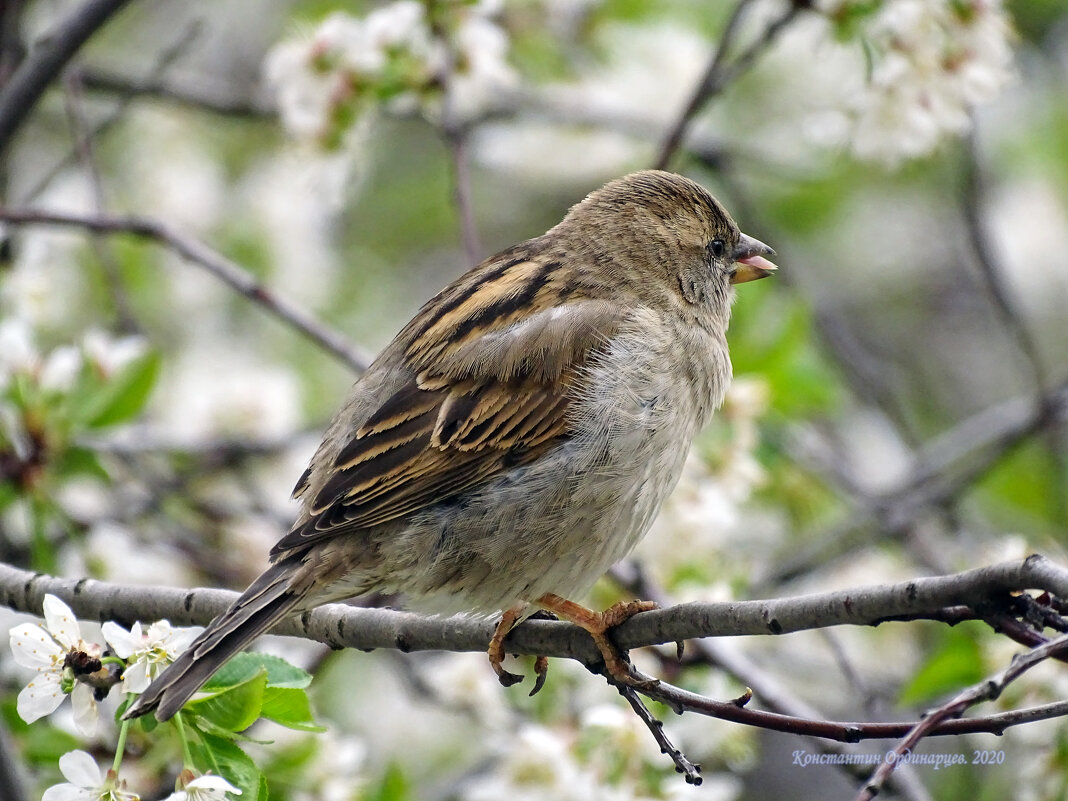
[837,0,1015,164]
[101,619,200,694]
[442,11,516,122]
[42,750,139,801]
[82,330,147,378]
[9,594,102,735]
[163,774,242,801]
[0,316,39,377]
[463,724,601,801]
[264,37,343,140]
[40,345,83,392]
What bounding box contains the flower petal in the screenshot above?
[43,595,82,650]
[71,684,99,737]
[187,775,242,795]
[42,783,94,801]
[17,672,65,722]
[145,620,171,641]
[9,622,63,668]
[122,659,151,694]
[164,627,202,656]
[59,750,102,788]
[101,621,138,658]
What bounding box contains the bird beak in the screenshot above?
[730,233,778,285]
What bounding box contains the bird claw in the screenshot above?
[529,655,550,696]
[494,667,525,688]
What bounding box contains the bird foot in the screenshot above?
[488,604,526,687]
[535,593,659,688]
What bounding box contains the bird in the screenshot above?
[124,169,776,721]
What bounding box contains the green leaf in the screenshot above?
[260,686,324,732]
[365,763,410,801]
[899,626,986,706]
[0,481,17,512]
[188,670,267,732]
[81,351,161,429]
[1,702,81,764]
[139,713,159,734]
[53,446,109,482]
[204,652,313,691]
[190,730,266,801]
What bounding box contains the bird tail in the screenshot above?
[124,561,305,722]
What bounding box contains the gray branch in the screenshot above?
[2,555,1066,667]
[0,0,138,155]
[0,206,372,373]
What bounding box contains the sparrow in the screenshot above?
[125,169,776,721]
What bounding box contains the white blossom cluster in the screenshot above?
[817,0,1016,164]
[461,711,736,801]
[0,318,146,398]
[264,0,515,145]
[8,595,237,801]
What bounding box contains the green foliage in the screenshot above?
[173,653,322,798]
[364,763,411,801]
[730,285,844,418]
[81,351,162,429]
[0,342,161,569]
[1,701,81,765]
[193,653,320,733]
[190,732,269,801]
[899,624,987,706]
[974,440,1065,539]
[204,653,314,691]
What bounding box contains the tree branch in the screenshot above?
[857,631,1068,800]
[0,206,372,373]
[2,555,1066,669]
[763,378,1068,587]
[3,556,1067,745]
[0,0,138,155]
[78,65,272,118]
[654,0,801,170]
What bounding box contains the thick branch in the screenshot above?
[2,555,1066,663]
[0,207,371,373]
[3,557,1068,742]
[0,0,137,155]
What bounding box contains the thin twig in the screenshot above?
[612,562,926,797]
[961,131,1046,390]
[654,0,801,169]
[962,129,1067,526]
[20,19,205,204]
[430,7,483,268]
[616,683,702,785]
[445,125,483,267]
[0,0,138,155]
[62,70,141,333]
[0,206,372,373]
[763,379,1068,588]
[856,632,1068,800]
[78,66,272,118]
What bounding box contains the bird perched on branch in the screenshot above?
[125,169,777,721]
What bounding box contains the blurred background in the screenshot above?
[1,1,1067,799]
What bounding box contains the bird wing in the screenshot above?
[272,254,621,558]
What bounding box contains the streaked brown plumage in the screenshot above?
[125,170,776,721]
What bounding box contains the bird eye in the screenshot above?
[707,239,726,260]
